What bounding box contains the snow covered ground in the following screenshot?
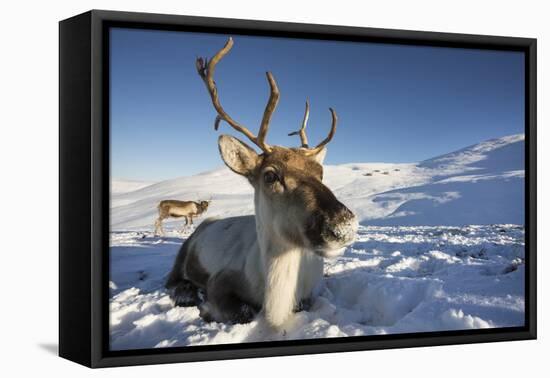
[110,224,524,349]
[109,134,525,350]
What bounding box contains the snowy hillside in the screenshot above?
[111,134,525,230]
[363,134,525,226]
[111,179,154,195]
[109,134,525,350]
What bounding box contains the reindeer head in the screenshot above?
[196,38,357,257]
[198,200,210,213]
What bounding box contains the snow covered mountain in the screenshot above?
[363,134,525,226]
[111,134,525,231]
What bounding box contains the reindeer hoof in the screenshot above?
[231,303,257,324]
[169,281,200,307]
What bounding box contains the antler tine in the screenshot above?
[257,72,280,152]
[303,108,338,156]
[288,100,310,148]
[196,37,272,153]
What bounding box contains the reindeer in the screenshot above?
[165,38,357,330]
[154,200,210,236]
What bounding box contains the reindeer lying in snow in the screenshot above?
[165,38,357,329]
[154,200,210,236]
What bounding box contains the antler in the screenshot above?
[288,102,338,156]
[308,108,338,155]
[196,37,279,153]
[288,100,310,148]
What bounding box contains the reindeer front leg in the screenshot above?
[180,216,189,233]
[263,249,301,329]
[154,217,164,236]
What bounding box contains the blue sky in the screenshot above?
[110,28,525,181]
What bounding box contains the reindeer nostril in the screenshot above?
[325,227,339,239]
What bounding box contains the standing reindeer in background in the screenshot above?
[166,38,357,330]
[154,200,210,236]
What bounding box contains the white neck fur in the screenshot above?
[254,192,302,328]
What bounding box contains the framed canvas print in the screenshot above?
[59,10,537,368]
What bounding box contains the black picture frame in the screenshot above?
[59,9,537,368]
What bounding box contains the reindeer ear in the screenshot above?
[218,135,260,177]
[311,147,327,164]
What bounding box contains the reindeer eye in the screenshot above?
[264,171,278,184]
